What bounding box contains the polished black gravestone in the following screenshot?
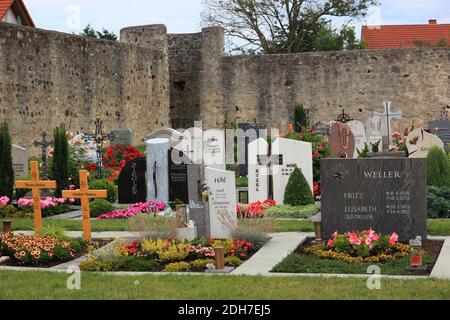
[118,157,147,204]
[237,123,266,177]
[321,158,427,242]
[187,164,210,238]
[168,148,191,204]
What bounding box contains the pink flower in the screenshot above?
[389,232,399,246]
[392,131,401,138]
[313,150,320,159]
[317,143,323,150]
[69,198,75,204]
[349,232,361,245]
[0,196,10,206]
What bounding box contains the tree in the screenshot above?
[80,24,118,41]
[52,125,70,197]
[284,167,314,206]
[427,146,450,188]
[0,123,14,201]
[202,0,377,54]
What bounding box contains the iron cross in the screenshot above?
[83,117,117,178]
[33,132,54,180]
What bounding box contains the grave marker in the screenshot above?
[428,120,450,150]
[329,122,356,158]
[15,161,57,232]
[111,130,133,147]
[374,101,402,147]
[348,121,367,156]
[33,132,53,179]
[146,138,170,203]
[248,138,269,202]
[62,170,107,240]
[406,128,445,158]
[187,164,210,237]
[118,157,147,204]
[321,158,427,242]
[12,145,28,178]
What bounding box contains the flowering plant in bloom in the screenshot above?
[237,200,277,219]
[17,197,75,209]
[227,239,255,259]
[304,230,409,263]
[390,131,408,153]
[97,201,166,220]
[0,233,79,265]
[0,196,10,206]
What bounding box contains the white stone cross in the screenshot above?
[374,101,402,147]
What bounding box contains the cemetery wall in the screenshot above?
[0,22,170,155]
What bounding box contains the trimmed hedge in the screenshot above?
[265,204,320,219]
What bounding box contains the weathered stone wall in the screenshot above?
[167,27,450,133]
[0,22,170,155]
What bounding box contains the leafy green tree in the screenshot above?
[52,125,70,197]
[80,24,118,41]
[0,123,14,201]
[284,167,314,206]
[427,147,450,188]
[202,0,378,54]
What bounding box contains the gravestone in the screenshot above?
[146,138,170,203]
[272,138,313,204]
[205,167,237,239]
[406,128,445,158]
[321,158,427,242]
[428,120,450,150]
[329,122,356,158]
[348,121,367,156]
[12,145,28,178]
[248,138,270,202]
[187,164,210,237]
[374,101,402,147]
[111,130,133,147]
[168,148,191,204]
[147,127,187,149]
[118,157,147,204]
[203,129,226,170]
[237,123,266,177]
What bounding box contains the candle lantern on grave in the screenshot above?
[83,118,117,179]
[409,236,423,267]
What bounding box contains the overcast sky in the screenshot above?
[25,0,450,37]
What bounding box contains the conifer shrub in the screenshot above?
[426,146,450,188]
[284,167,314,206]
[0,123,14,201]
[52,125,70,196]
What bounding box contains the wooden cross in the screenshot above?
[15,161,57,232]
[62,170,107,240]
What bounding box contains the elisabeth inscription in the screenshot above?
[321,158,427,242]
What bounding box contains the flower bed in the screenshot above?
[80,237,260,272]
[97,202,166,220]
[237,200,276,218]
[0,196,75,218]
[237,201,320,220]
[0,233,84,266]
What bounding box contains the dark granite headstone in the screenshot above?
[187,164,210,237]
[168,148,191,204]
[321,158,427,242]
[428,120,450,150]
[237,123,266,177]
[118,157,147,204]
[329,123,356,158]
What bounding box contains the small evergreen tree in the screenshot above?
[284,167,314,206]
[0,123,14,201]
[294,104,309,133]
[427,146,450,188]
[52,125,70,196]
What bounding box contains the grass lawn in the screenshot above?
[7,218,450,235]
[0,271,450,300]
[271,254,436,275]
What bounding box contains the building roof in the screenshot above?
[362,20,450,49]
[0,0,35,27]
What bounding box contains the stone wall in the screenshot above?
[0,22,170,155]
[166,27,450,133]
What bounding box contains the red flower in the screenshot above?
[313,150,320,159]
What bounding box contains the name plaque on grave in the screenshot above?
[321,158,427,242]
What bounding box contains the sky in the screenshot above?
[24,0,450,38]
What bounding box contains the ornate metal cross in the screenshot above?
[33,132,54,180]
[83,117,117,178]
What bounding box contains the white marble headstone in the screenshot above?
[272,138,313,205]
[12,145,28,178]
[205,167,237,239]
[348,121,367,156]
[248,138,269,202]
[406,128,445,158]
[146,138,170,203]
[203,129,226,170]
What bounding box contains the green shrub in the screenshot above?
[224,256,244,267]
[89,179,117,203]
[236,176,248,188]
[294,103,309,132]
[0,205,18,218]
[427,146,450,188]
[36,226,67,239]
[163,262,190,272]
[427,186,450,219]
[265,204,320,219]
[51,125,70,197]
[116,256,160,271]
[79,256,115,272]
[284,167,314,206]
[90,199,115,218]
[190,259,215,269]
[169,199,184,211]
[0,123,14,201]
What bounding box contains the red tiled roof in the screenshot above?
[0,0,35,27]
[362,21,450,49]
